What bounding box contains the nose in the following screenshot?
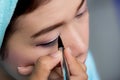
[61,26,88,63]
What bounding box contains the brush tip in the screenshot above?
[58,36,64,48]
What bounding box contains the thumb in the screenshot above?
[29,51,62,80]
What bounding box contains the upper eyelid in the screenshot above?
[41,36,58,44]
[77,0,87,14]
[36,36,58,47]
[75,6,87,18]
[36,34,59,46]
[42,33,60,43]
[77,6,87,15]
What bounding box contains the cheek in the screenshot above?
[2,50,33,80]
[4,46,57,67]
[4,43,43,67]
[78,12,89,45]
[80,23,89,45]
[4,51,34,67]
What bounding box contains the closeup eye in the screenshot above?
[76,12,84,18]
[76,8,87,18]
[36,37,58,47]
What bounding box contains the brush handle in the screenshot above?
[59,47,70,80]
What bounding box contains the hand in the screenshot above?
[17,48,88,80]
[64,48,88,80]
[17,51,62,80]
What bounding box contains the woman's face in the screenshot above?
[2,0,89,80]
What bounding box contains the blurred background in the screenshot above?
[87,0,120,80]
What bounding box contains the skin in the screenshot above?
[0,0,89,80]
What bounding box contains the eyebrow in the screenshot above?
[31,0,85,38]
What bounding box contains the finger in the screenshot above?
[64,48,85,75]
[70,73,88,80]
[77,58,87,71]
[29,51,62,80]
[69,63,88,80]
[81,63,87,72]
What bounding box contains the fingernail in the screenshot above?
[17,66,33,75]
[17,66,26,72]
[17,66,23,70]
[17,67,24,74]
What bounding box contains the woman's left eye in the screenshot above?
[76,8,87,18]
[36,37,58,47]
[76,12,84,18]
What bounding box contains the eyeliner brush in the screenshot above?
[58,36,70,80]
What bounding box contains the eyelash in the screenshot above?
[76,11,84,18]
[76,8,87,18]
[36,36,58,47]
[76,12,84,18]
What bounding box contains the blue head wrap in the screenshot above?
[0,0,18,47]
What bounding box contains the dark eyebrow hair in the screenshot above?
[31,0,85,38]
[31,22,64,38]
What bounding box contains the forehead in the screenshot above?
[15,0,83,33]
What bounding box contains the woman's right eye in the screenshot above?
[36,37,58,47]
